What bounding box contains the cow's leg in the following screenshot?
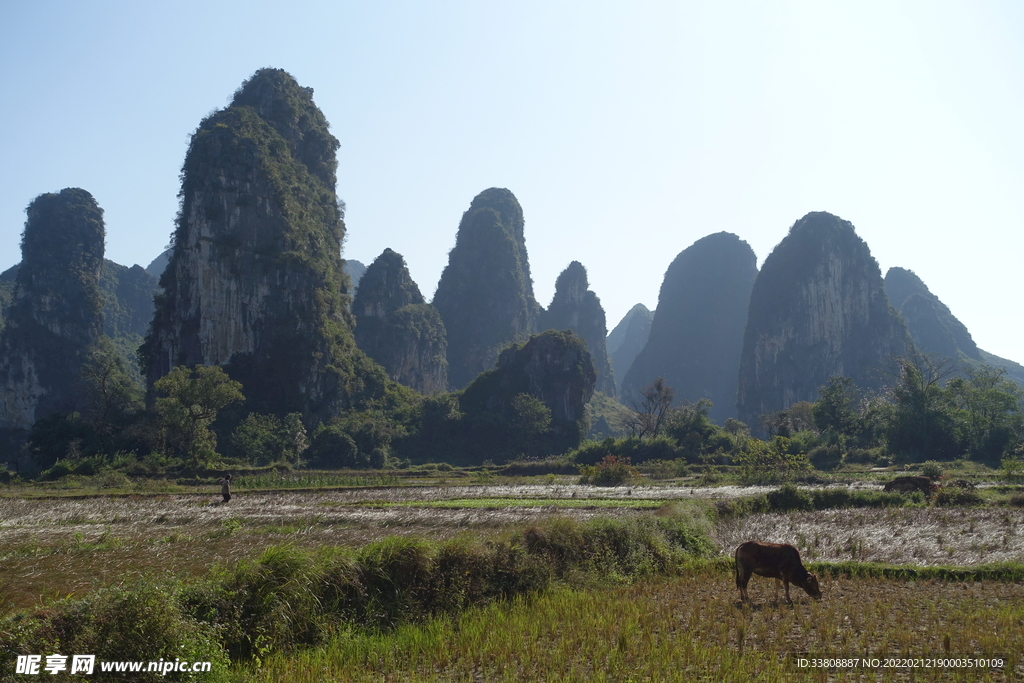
[774,578,782,603]
[783,580,792,603]
[735,562,751,603]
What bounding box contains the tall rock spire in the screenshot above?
[622,232,757,424]
[143,68,368,421]
[538,261,615,395]
[432,188,540,389]
[0,188,105,430]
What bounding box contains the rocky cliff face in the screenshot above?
[0,188,105,430]
[538,261,615,395]
[737,212,911,430]
[460,330,596,455]
[884,267,980,362]
[622,232,757,424]
[432,188,540,389]
[0,266,17,337]
[353,249,447,394]
[606,303,653,396]
[143,68,375,421]
[2,260,158,382]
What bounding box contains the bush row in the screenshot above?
[0,510,715,680]
[715,485,918,517]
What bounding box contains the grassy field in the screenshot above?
[242,568,1024,682]
[2,473,1023,681]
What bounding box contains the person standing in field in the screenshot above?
[218,474,232,504]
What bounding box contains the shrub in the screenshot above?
[1,581,228,682]
[640,458,688,480]
[1,512,717,670]
[808,445,842,471]
[500,456,578,476]
[845,448,878,465]
[578,455,638,486]
[809,488,907,509]
[1001,456,1024,483]
[569,436,680,466]
[766,483,813,511]
[920,460,944,479]
[934,487,983,506]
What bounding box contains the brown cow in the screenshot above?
[735,541,821,603]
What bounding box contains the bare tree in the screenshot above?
[626,377,674,439]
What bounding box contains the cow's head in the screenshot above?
[805,573,822,600]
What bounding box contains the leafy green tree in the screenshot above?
[733,436,810,482]
[509,393,552,455]
[812,376,858,440]
[947,366,1024,462]
[154,365,244,466]
[80,337,143,451]
[882,356,959,462]
[664,398,727,460]
[230,412,307,466]
[305,424,362,468]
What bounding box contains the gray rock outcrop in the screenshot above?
[737,212,911,430]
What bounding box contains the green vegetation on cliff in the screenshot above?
[142,68,384,423]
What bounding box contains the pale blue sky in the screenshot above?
[2,1,1022,362]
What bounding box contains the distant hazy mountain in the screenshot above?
[344,259,367,292]
[606,304,652,397]
[885,266,1024,387]
[622,232,756,424]
[884,267,980,362]
[738,212,911,431]
[145,249,170,280]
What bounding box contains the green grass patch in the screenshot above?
[240,568,1024,682]
[381,497,669,510]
